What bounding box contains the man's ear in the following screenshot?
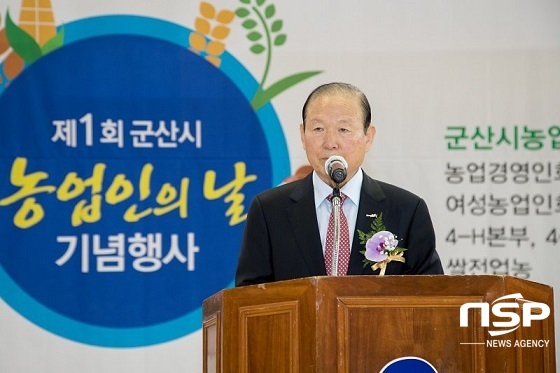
[365,124,376,151]
[300,123,306,151]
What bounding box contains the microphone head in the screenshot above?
[325,155,348,184]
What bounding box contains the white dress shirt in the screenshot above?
[313,169,363,254]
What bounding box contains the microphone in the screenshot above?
[325,155,348,184]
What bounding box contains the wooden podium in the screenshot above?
[202,275,555,372]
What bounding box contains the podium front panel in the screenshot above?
[203,275,555,373]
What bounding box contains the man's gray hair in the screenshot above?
[301,82,371,132]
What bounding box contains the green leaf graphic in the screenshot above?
[5,10,42,64]
[264,5,276,19]
[250,44,265,54]
[247,31,262,41]
[242,19,257,29]
[256,0,266,6]
[41,27,65,55]
[273,34,286,46]
[236,8,250,17]
[251,70,323,110]
[240,0,250,4]
[270,20,283,32]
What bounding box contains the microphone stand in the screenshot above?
[330,185,342,276]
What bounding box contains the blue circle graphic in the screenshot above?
[0,16,289,347]
[381,357,438,373]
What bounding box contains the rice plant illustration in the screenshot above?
[189,2,235,68]
[236,0,322,110]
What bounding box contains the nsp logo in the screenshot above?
[460,293,550,336]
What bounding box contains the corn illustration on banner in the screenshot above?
[1,0,559,371]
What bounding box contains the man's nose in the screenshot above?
[323,130,339,149]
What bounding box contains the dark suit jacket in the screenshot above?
[235,172,443,286]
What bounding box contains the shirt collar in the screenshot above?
[313,168,363,208]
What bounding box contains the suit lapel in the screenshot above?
[347,174,386,275]
[287,174,327,276]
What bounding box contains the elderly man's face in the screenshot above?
[300,93,375,187]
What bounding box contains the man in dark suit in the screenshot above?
[236,82,443,286]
